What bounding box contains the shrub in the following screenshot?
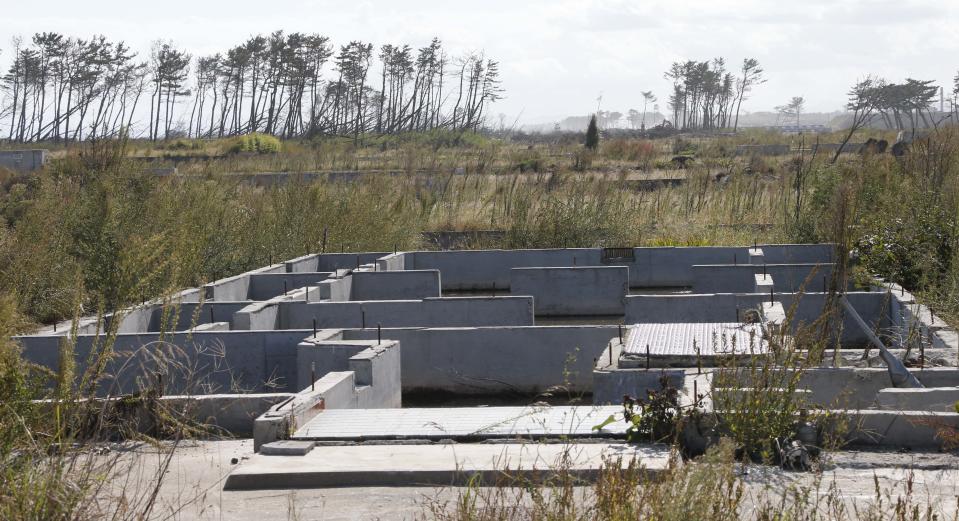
[229,133,282,154]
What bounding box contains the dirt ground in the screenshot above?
[103,439,959,521]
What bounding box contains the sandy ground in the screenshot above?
[100,439,959,521]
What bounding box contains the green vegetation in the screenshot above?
[585,115,600,150]
[230,133,282,154]
[2,127,959,518]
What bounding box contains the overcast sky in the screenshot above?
[2,0,958,125]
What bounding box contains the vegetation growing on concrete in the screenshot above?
[2,125,959,517]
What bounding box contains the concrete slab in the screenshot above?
[260,440,316,456]
[224,442,670,489]
[622,322,767,358]
[292,405,628,441]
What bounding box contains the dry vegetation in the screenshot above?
[1,127,959,519]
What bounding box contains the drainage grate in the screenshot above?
[601,247,635,263]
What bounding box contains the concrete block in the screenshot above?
[510,266,628,316]
[754,274,774,294]
[261,440,316,456]
[748,248,764,265]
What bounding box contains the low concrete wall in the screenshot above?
[248,273,332,300]
[203,264,286,301]
[318,274,353,302]
[15,330,314,395]
[277,297,535,330]
[253,339,401,451]
[316,252,389,272]
[345,325,617,394]
[0,149,47,172]
[152,301,253,332]
[284,254,320,273]
[350,270,441,301]
[594,368,685,405]
[720,367,959,409]
[408,246,834,290]
[691,263,833,293]
[876,387,959,412]
[510,266,628,316]
[375,252,407,271]
[843,410,959,449]
[296,338,402,405]
[625,291,887,344]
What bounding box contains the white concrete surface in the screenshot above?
[293,405,628,440]
[225,442,669,489]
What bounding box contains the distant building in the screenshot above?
[0,149,48,172]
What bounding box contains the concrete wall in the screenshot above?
[284,254,320,273]
[15,330,314,395]
[315,252,389,272]
[691,263,834,293]
[277,297,534,330]
[253,339,401,451]
[510,266,628,316]
[721,367,959,409]
[843,410,959,449]
[350,270,441,301]
[0,149,47,172]
[203,264,285,301]
[318,274,353,302]
[296,338,401,405]
[248,272,332,300]
[593,368,686,405]
[877,387,959,412]
[625,291,887,344]
[408,246,834,290]
[345,325,618,394]
[375,252,406,272]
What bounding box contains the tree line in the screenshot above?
[0,32,503,142]
[663,57,766,131]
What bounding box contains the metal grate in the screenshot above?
[601,247,635,263]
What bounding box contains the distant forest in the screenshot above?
[0,32,503,142]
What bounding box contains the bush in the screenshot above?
[229,133,282,154]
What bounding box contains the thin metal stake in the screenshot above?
[693,379,698,406]
[770,287,774,304]
[920,333,926,371]
[311,362,316,392]
[618,325,623,343]
[362,310,366,329]
[209,306,214,324]
[608,341,612,366]
[646,344,650,370]
[53,322,57,332]
[378,323,382,345]
[312,318,317,338]
[284,281,288,295]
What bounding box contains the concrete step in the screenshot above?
[224,442,671,489]
[291,405,628,441]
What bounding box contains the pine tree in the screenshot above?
[585,114,599,150]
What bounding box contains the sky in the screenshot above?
[2,0,958,126]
